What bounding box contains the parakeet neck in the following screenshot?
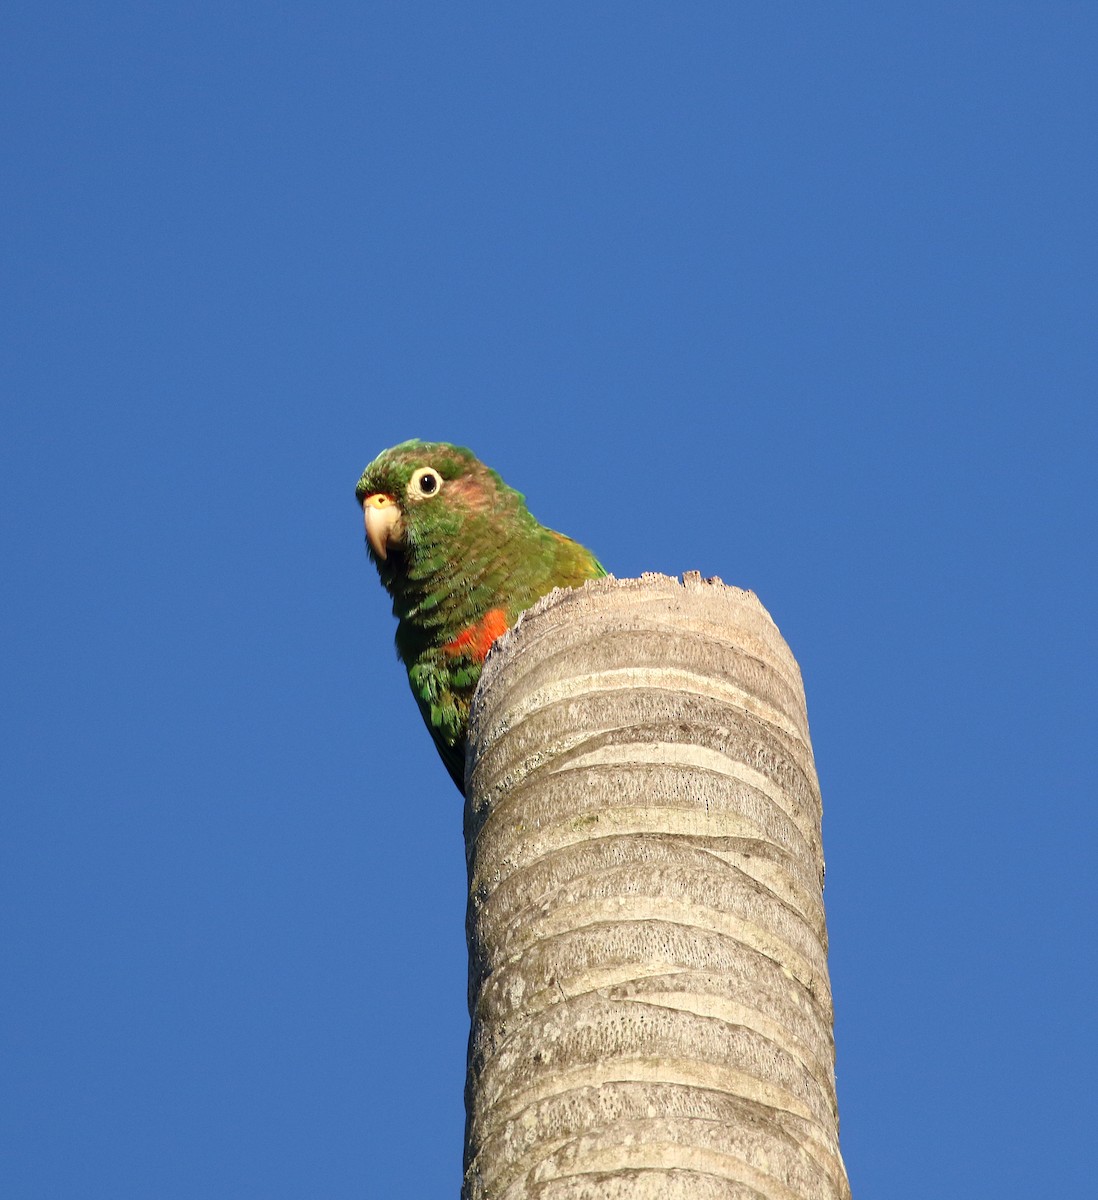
[383,505,541,647]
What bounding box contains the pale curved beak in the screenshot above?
[363,493,403,560]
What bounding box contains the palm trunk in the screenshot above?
[462,573,849,1200]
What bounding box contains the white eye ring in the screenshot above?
[409,466,443,499]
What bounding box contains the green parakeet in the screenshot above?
[355,440,606,793]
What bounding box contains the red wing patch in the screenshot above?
[442,608,510,663]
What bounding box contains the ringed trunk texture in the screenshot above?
[462,573,848,1200]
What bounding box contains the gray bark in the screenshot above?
[462,573,849,1200]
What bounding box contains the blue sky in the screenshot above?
[3,4,1096,1196]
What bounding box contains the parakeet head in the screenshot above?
[354,440,528,593]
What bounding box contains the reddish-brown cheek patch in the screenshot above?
[445,474,495,513]
[443,608,510,662]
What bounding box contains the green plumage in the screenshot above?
[355,440,605,793]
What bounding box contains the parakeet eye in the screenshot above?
[409,467,443,499]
